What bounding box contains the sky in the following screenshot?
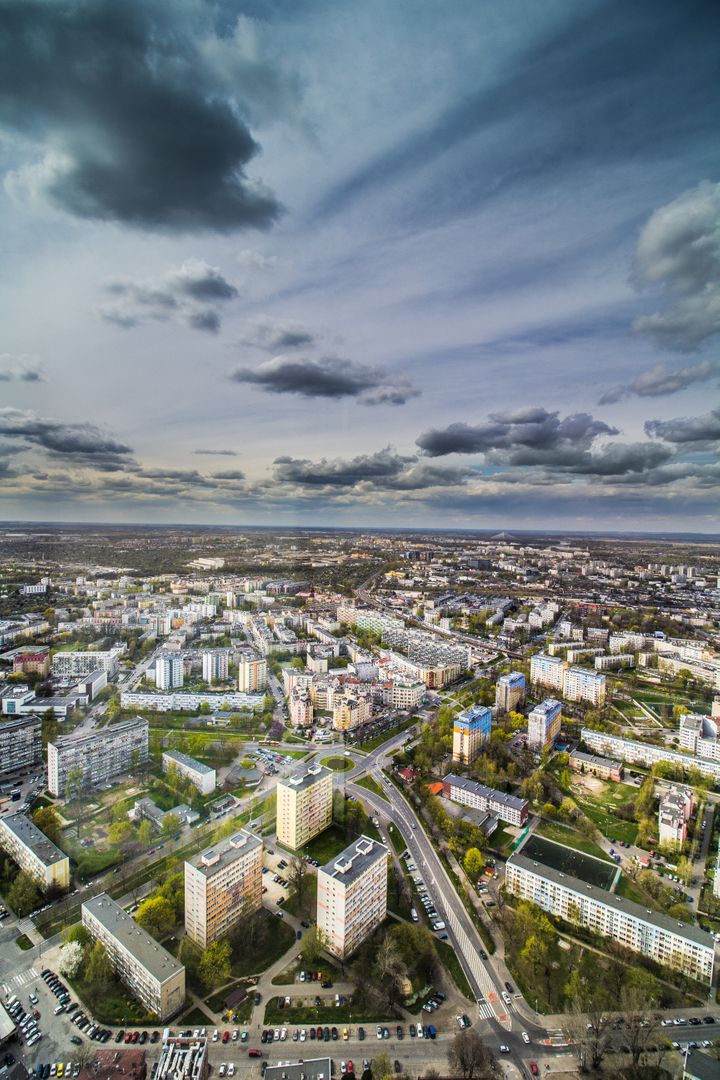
[0,0,719,533]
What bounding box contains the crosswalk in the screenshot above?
[2,966,38,995]
[445,908,511,1030]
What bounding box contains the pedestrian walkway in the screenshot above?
[2,965,39,995]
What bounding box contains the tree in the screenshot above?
[677,855,692,886]
[65,924,91,947]
[86,941,113,992]
[199,939,232,991]
[288,856,310,916]
[137,819,154,847]
[33,806,62,844]
[41,708,57,748]
[621,982,660,1068]
[57,941,84,978]
[6,871,41,916]
[463,848,484,879]
[300,926,329,966]
[135,896,176,939]
[65,767,85,804]
[447,1030,498,1080]
[370,1053,394,1080]
[161,812,180,839]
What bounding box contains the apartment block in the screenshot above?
[51,647,124,678]
[120,689,264,713]
[162,749,216,795]
[530,654,566,693]
[505,853,714,984]
[452,704,492,764]
[581,728,720,783]
[568,749,623,782]
[276,764,333,850]
[82,894,185,1020]
[317,835,388,959]
[442,773,529,827]
[495,672,526,713]
[47,716,149,796]
[0,714,42,780]
[563,666,606,706]
[202,650,229,684]
[289,688,314,728]
[238,655,268,694]
[0,813,69,891]
[184,829,263,948]
[12,651,50,677]
[332,693,371,732]
[528,699,562,751]
[155,653,184,690]
[658,785,693,848]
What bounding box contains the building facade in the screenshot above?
[162,749,216,795]
[563,666,606,706]
[505,852,714,984]
[442,773,529,826]
[47,716,149,796]
[580,728,720,783]
[202,650,229,684]
[82,894,185,1020]
[317,835,388,959]
[530,654,566,693]
[238,655,268,693]
[276,764,333,850]
[0,714,42,780]
[527,699,562,751]
[155,654,184,690]
[495,672,526,714]
[568,749,623,782]
[184,830,263,948]
[51,648,123,678]
[0,813,69,891]
[452,704,492,764]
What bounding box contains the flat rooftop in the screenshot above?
[163,749,214,775]
[0,713,41,733]
[82,894,184,984]
[0,813,68,868]
[509,852,716,950]
[278,763,332,794]
[52,715,147,749]
[186,828,262,878]
[320,834,387,886]
[444,773,528,813]
[264,1058,332,1080]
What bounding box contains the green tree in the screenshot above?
[65,766,85,804]
[300,925,329,965]
[6,872,41,916]
[161,812,180,839]
[135,896,176,939]
[41,708,57,748]
[33,805,62,844]
[463,848,484,879]
[199,939,232,991]
[65,924,91,947]
[677,856,692,886]
[137,819,154,847]
[85,941,113,992]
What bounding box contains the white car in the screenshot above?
[212,1030,219,1042]
[521,1032,530,1045]
[300,1030,306,1042]
[228,1066,235,1077]
[376,1026,383,1039]
[219,1066,226,1077]
[232,1029,238,1041]
[281,1028,287,1041]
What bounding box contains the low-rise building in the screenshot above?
[317,835,388,959]
[505,852,714,984]
[185,829,263,948]
[162,749,216,795]
[568,749,623,782]
[442,773,529,826]
[156,1032,208,1080]
[0,813,69,891]
[82,893,185,1020]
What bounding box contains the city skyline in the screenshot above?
[1,0,719,532]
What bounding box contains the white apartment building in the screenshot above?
[120,689,264,712]
[390,681,425,709]
[276,764,333,850]
[155,653,184,690]
[51,646,124,678]
[495,672,526,713]
[184,829,263,948]
[155,1032,208,1080]
[238,655,268,693]
[162,749,216,795]
[442,774,529,827]
[317,835,388,959]
[679,714,720,762]
[202,650,229,684]
[581,728,720,783]
[528,699,562,751]
[595,654,635,671]
[563,666,606,706]
[47,716,149,796]
[0,813,70,891]
[82,894,186,1020]
[530,654,566,693]
[0,714,42,780]
[506,853,714,984]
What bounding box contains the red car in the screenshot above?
[248,1050,262,1058]
[124,1034,132,1044]
[222,1032,230,1043]
[131,1032,139,1044]
[529,1064,539,1077]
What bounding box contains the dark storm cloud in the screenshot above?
[101,260,240,333]
[645,408,720,445]
[314,2,720,226]
[211,470,246,481]
[633,181,720,350]
[238,316,316,352]
[417,409,617,457]
[193,448,240,457]
[0,407,133,464]
[0,356,44,382]
[0,0,286,231]
[229,355,420,405]
[599,357,720,404]
[273,449,416,487]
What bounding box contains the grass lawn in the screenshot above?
[15,934,33,950]
[569,779,640,845]
[615,874,654,906]
[388,825,407,855]
[300,825,359,864]
[388,867,412,920]
[489,824,517,857]
[230,910,296,978]
[320,756,353,771]
[179,1005,216,1026]
[355,775,388,802]
[535,819,615,862]
[68,974,156,1025]
[435,939,473,1000]
[264,997,392,1025]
